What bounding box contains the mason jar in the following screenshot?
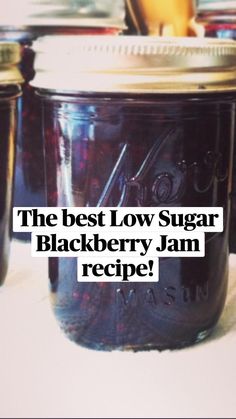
[196,0,236,253]
[0,0,125,240]
[32,36,236,350]
[0,42,23,285]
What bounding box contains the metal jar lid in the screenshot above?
[0,0,125,30]
[0,42,23,85]
[31,35,236,94]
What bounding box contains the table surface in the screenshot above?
[0,241,236,419]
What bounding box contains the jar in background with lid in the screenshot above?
[0,42,22,285]
[0,0,125,241]
[32,36,236,351]
[196,0,236,254]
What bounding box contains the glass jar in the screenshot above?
[196,0,236,253]
[32,36,236,350]
[0,42,22,285]
[0,0,125,240]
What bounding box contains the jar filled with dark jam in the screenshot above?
[0,0,125,241]
[196,0,236,253]
[0,42,22,285]
[32,36,236,351]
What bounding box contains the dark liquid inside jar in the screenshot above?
[196,11,236,253]
[40,92,233,350]
[0,85,21,285]
[16,40,44,218]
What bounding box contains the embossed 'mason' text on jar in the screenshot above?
[32,36,236,351]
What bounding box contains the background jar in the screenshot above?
[0,0,125,241]
[0,42,23,285]
[196,0,236,253]
[32,36,236,351]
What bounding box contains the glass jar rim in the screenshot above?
[0,41,23,85]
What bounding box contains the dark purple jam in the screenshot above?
[0,85,21,285]
[40,93,233,350]
[14,43,46,211]
[195,18,236,253]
